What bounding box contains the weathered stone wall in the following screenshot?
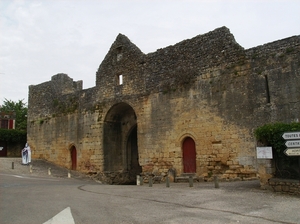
[138,91,257,180]
[28,73,82,119]
[5,142,25,157]
[27,26,300,184]
[268,178,300,195]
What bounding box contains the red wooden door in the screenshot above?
[0,141,7,157]
[71,146,77,170]
[183,137,196,173]
[9,119,14,129]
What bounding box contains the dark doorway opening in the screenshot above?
[127,125,142,184]
[70,145,77,170]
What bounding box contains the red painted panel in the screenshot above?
[183,137,196,173]
[0,141,7,157]
[9,120,14,129]
[71,147,77,170]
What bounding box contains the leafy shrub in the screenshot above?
[0,129,27,143]
[254,122,300,179]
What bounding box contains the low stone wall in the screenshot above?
[268,178,300,196]
[95,171,135,185]
[7,142,25,157]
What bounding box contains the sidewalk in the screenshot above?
[1,157,299,196]
[0,157,266,192]
[0,157,90,180]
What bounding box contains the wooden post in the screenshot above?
[298,157,300,185]
[149,176,153,187]
[12,162,14,169]
[214,176,219,188]
[140,176,143,185]
[166,176,170,187]
[189,176,193,187]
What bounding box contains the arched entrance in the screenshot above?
[182,137,196,173]
[70,145,77,170]
[103,103,141,184]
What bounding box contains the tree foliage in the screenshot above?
[254,122,300,154]
[0,99,27,131]
[0,129,27,142]
[254,122,300,179]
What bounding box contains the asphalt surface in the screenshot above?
[1,157,300,224]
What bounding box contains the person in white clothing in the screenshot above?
[21,143,31,165]
[21,146,28,165]
[25,143,31,164]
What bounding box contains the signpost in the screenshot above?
[284,140,300,148]
[282,132,300,182]
[284,148,300,156]
[282,132,300,140]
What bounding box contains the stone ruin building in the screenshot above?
[27,26,300,186]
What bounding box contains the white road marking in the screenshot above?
[43,207,75,224]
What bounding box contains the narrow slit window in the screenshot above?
[118,74,123,85]
[264,75,270,103]
[116,46,123,61]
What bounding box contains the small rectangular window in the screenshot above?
[118,74,123,85]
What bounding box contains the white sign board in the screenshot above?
[282,132,300,140]
[284,148,300,156]
[285,140,300,148]
[257,147,273,159]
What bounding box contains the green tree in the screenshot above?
[255,122,300,179]
[0,99,27,131]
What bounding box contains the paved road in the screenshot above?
[1,158,300,224]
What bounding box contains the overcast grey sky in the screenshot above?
[1,0,299,103]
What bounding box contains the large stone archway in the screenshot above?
[103,102,141,184]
